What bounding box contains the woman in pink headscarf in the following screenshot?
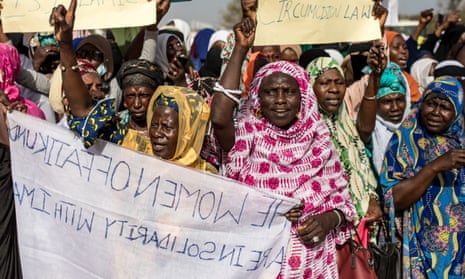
[0,43,45,119]
[211,17,355,279]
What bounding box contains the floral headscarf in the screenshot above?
[307,56,344,84]
[0,43,45,119]
[146,86,216,173]
[227,61,355,278]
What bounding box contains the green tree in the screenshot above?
[220,0,241,29]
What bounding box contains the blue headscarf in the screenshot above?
[380,77,465,278]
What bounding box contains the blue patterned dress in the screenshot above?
[380,77,465,279]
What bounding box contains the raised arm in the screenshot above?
[210,17,255,152]
[356,41,386,144]
[50,0,93,117]
[411,9,433,42]
[125,0,170,61]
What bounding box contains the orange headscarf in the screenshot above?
[385,30,421,102]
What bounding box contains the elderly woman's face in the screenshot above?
[123,85,154,122]
[377,93,406,124]
[420,93,455,134]
[258,73,301,129]
[313,68,346,114]
[149,106,179,160]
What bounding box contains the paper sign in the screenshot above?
[7,111,298,279]
[2,0,157,33]
[255,0,381,45]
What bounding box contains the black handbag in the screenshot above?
[368,222,401,279]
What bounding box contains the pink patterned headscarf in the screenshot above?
[226,61,355,278]
[0,43,45,119]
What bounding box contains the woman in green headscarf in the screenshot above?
[307,57,382,227]
[358,61,410,175]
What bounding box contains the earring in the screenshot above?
[296,112,301,119]
[255,109,262,119]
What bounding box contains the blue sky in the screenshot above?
[162,0,440,28]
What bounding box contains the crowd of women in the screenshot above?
[2,0,465,278]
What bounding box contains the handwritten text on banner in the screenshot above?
[255,0,381,45]
[2,0,157,33]
[8,111,298,279]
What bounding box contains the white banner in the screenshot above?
[7,111,298,279]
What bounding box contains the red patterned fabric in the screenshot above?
[226,61,355,278]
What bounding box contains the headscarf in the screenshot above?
[207,30,230,51]
[198,46,222,78]
[166,18,191,47]
[0,43,45,119]
[76,34,114,81]
[410,57,438,93]
[190,28,215,71]
[298,48,330,69]
[324,49,344,65]
[117,59,164,91]
[380,77,465,276]
[227,61,355,277]
[280,45,302,59]
[146,86,215,173]
[155,33,183,75]
[307,57,344,84]
[434,59,465,78]
[385,30,399,46]
[307,57,377,220]
[377,62,407,99]
[385,30,422,102]
[372,62,411,174]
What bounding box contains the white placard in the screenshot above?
[8,111,298,279]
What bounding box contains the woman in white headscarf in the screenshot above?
[410,57,437,93]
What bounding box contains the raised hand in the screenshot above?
[367,40,386,75]
[419,8,434,25]
[49,0,77,45]
[234,17,256,50]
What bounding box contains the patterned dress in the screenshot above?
[380,77,465,279]
[226,61,355,278]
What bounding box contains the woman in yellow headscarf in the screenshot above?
[146,86,217,174]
